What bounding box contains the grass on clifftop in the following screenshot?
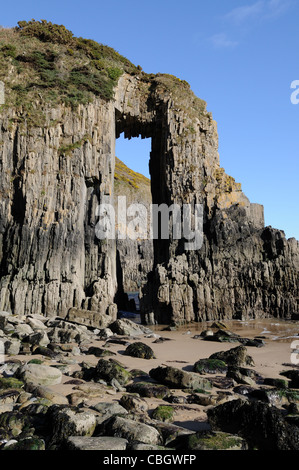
[0,19,138,112]
[0,19,208,125]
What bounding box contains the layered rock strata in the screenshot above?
[0,70,298,324]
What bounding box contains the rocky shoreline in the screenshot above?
[0,311,299,451]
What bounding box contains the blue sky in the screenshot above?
[1,0,298,240]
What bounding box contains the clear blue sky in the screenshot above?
[1,0,298,240]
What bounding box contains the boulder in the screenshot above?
[209,345,254,367]
[207,398,299,450]
[149,366,212,391]
[0,389,21,406]
[226,366,258,386]
[14,323,34,339]
[129,442,170,450]
[126,381,170,399]
[0,312,11,330]
[66,436,128,450]
[49,406,97,448]
[94,359,131,385]
[32,386,69,405]
[47,320,91,344]
[173,430,248,450]
[193,358,227,375]
[66,307,115,329]
[280,370,299,389]
[203,328,240,343]
[2,436,45,450]
[4,339,21,356]
[124,342,155,359]
[152,405,175,423]
[87,346,116,357]
[119,394,149,413]
[100,416,162,445]
[109,319,146,336]
[0,411,32,439]
[24,331,50,347]
[151,421,194,447]
[91,402,128,424]
[26,317,48,330]
[18,364,62,386]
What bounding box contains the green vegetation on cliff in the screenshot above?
[0,19,138,111]
[114,157,150,190]
[0,19,208,125]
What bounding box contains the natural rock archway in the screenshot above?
[0,72,298,324]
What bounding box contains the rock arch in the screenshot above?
[0,73,298,324]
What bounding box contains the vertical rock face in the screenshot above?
[0,71,298,323]
[0,99,118,317]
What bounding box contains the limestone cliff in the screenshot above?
[0,21,298,324]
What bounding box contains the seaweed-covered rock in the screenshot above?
[226,366,258,386]
[94,359,131,385]
[152,405,175,423]
[263,377,289,389]
[126,381,170,399]
[207,398,299,450]
[280,370,299,389]
[164,395,188,404]
[238,337,265,348]
[119,394,149,413]
[0,377,24,390]
[3,436,45,450]
[91,402,128,424]
[48,406,97,449]
[204,329,240,343]
[0,411,33,439]
[182,430,247,450]
[0,389,21,406]
[209,345,254,367]
[149,366,212,391]
[250,388,299,407]
[32,346,59,359]
[193,358,227,375]
[187,393,218,407]
[87,346,116,357]
[124,342,155,359]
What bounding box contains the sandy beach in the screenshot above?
[13,317,298,434]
